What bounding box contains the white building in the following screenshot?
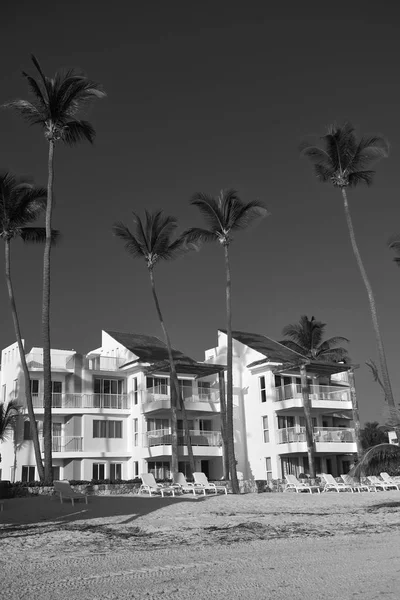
[0,329,357,483]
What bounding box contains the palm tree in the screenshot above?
[360,421,389,450]
[113,210,197,477]
[184,190,268,494]
[4,55,105,483]
[279,315,349,362]
[351,443,400,478]
[300,123,397,434]
[0,171,59,481]
[0,400,20,442]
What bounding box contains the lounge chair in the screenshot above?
[380,473,400,490]
[340,474,374,492]
[53,480,89,506]
[367,475,398,491]
[284,474,320,494]
[173,472,204,496]
[193,472,228,494]
[139,473,176,497]
[321,473,352,492]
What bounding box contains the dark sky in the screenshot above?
[1,2,400,424]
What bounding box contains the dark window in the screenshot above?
[52,466,60,481]
[263,416,269,442]
[30,379,39,394]
[133,378,138,405]
[259,376,266,403]
[93,420,122,438]
[24,421,32,440]
[110,463,122,481]
[21,466,35,482]
[93,463,105,480]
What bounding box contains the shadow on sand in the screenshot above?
[0,493,207,530]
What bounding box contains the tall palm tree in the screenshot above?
[0,400,20,443]
[279,315,349,362]
[113,210,197,477]
[4,55,105,483]
[184,190,268,494]
[0,172,59,481]
[351,443,400,478]
[360,421,389,450]
[300,123,397,432]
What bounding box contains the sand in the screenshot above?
[1,490,400,599]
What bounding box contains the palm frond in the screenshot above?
[191,192,224,232]
[350,443,400,478]
[3,99,44,125]
[159,234,200,260]
[313,163,335,182]
[299,143,333,169]
[30,54,51,95]
[387,234,400,267]
[112,222,145,259]
[278,339,307,355]
[319,335,350,348]
[20,227,60,244]
[181,227,217,245]
[347,170,375,187]
[62,120,96,145]
[228,199,269,232]
[22,71,48,108]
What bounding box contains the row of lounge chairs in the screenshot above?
[52,473,228,505]
[284,472,400,494]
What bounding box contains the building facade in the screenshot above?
[0,329,357,483]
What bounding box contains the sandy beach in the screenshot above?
[1,490,400,599]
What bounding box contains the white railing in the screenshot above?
[277,426,356,444]
[143,429,222,447]
[275,384,350,402]
[40,436,83,452]
[85,355,126,371]
[144,386,219,404]
[26,352,75,370]
[31,393,130,409]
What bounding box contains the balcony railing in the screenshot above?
[277,426,356,444]
[85,355,126,371]
[31,393,130,409]
[275,384,350,403]
[144,386,219,404]
[143,428,222,447]
[40,436,83,452]
[26,352,75,370]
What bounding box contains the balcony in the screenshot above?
[85,355,126,371]
[40,436,83,452]
[26,352,75,371]
[31,393,130,410]
[141,386,220,414]
[276,426,357,454]
[274,384,352,411]
[143,428,222,447]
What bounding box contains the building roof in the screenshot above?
[105,331,196,364]
[218,329,307,365]
[145,358,225,378]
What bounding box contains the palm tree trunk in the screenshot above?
[4,239,45,481]
[218,371,229,480]
[148,269,195,476]
[42,140,55,485]
[224,244,240,493]
[341,189,399,437]
[300,364,315,478]
[348,369,363,460]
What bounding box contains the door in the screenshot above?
[51,381,62,408]
[200,460,209,478]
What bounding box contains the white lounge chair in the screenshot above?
[193,472,228,494]
[367,475,398,491]
[380,473,400,490]
[139,473,176,497]
[340,474,373,492]
[284,474,320,494]
[53,480,89,506]
[321,473,352,492]
[173,472,204,496]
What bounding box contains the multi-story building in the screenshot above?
[0,328,358,483]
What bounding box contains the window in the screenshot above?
[110,463,122,481]
[94,378,123,407]
[259,376,266,403]
[13,379,18,399]
[179,379,192,399]
[30,379,39,395]
[133,419,138,446]
[52,466,60,481]
[265,457,272,481]
[93,420,122,438]
[198,380,211,399]
[24,421,33,441]
[278,415,295,429]
[133,461,139,478]
[146,377,168,395]
[147,418,169,432]
[21,466,35,482]
[148,461,170,480]
[93,463,105,480]
[133,378,138,405]
[51,381,62,407]
[262,416,269,442]
[199,419,212,432]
